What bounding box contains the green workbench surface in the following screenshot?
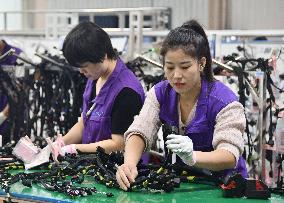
[0,174,283,203]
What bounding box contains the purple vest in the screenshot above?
[155,78,248,178]
[0,41,23,135]
[82,58,145,144]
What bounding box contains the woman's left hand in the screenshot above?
[165,134,196,166]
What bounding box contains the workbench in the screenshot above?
[0,176,283,203]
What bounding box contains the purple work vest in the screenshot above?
[0,41,23,135]
[155,78,248,178]
[82,58,145,144]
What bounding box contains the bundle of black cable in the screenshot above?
[0,146,182,200]
[73,147,180,193]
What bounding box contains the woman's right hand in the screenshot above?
[116,163,138,191]
[46,134,65,163]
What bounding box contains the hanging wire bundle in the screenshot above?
[220,47,284,195]
[0,51,87,148]
[126,55,164,91]
[0,58,30,145]
[28,53,87,146]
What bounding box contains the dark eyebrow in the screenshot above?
[165,60,193,65]
[180,61,192,65]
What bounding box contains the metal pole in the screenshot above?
[4,12,7,31]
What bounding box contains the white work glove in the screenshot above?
[0,112,7,125]
[60,144,78,156]
[165,134,196,166]
[46,134,66,163]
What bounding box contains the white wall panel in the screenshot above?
[229,0,283,29]
[46,0,283,29]
[0,0,22,30]
[47,0,209,29]
[47,0,152,9]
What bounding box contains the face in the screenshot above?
[164,48,204,96]
[79,58,109,80]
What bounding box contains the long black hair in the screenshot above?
[62,21,117,67]
[160,20,213,82]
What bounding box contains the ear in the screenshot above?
[199,57,206,71]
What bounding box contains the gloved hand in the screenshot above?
[60,144,78,156]
[54,134,65,148]
[46,134,65,163]
[165,134,196,166]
